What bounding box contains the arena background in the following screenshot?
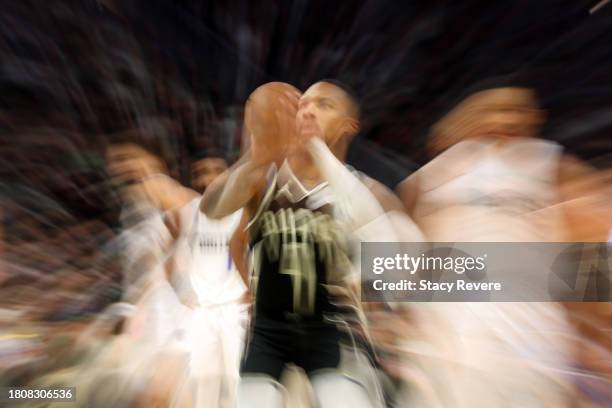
[0,0,611,315]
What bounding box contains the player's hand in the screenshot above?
[246,85,300,166]
[249,136,287,166]
[239,292,254,321]
[239,291,253,305]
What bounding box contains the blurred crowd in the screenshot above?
[0,1,611,408]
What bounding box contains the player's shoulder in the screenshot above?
[200,204,244,226]
[177,196,202,220]
[360,174,406,213]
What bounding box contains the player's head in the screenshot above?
[105,138,168,186]
[428,83,545,155]
[191,148,228,193]
[297,79,360,148]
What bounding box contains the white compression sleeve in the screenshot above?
[306,138,399,242]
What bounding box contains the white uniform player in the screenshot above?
[173,197,248,408]
[412,137,568,242]
[403,138,574,406]
[397,87,576,407]
[106,143,248,406]
[108,184,192,351]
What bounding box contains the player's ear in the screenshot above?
[329,117,360,146]
[346,117,360,137]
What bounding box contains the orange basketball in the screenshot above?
[244,82,301,164]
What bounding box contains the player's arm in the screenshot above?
[306,137,423,241]
[107,143,197,213]
[162,204,200,308]
[146,176,198,214]
[200,152,269,219]
[364,176,425,242]
[229,210,251,289]
[363,176,406,213]
[306,138,387,229]
[557,154,612,241]
[396,171,420,218]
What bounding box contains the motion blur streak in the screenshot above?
[0,1,610,407]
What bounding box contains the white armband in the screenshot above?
[307,138,392,236]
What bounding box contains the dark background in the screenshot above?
[1,0,611,224]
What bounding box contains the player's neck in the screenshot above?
[287,153,322,188]
[331,139,349,162]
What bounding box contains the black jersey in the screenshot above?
[247,162,352,321]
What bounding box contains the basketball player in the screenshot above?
[105,141,191,313]
[394,85,578,406]
[107,140,248,407]
[201,80,417,408]
[169,150,248,408]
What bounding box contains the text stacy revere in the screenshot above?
[371,279,502,292]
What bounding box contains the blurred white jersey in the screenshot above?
[412,137,567,242]
[174,198,246,306]
[173,198,248,408]
[110,203,192,352]
[400,138,575,407]
[116,203,173,303]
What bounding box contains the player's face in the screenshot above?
[450,88,543,140]
[191,157,227,193]
[296,82,356,145]
[106,143,165,185]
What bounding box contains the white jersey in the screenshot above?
[401,138,575,407]
[174,198,247,408]
[174,198,246,306]
[116,203,173,303]
[412,137,567,242]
